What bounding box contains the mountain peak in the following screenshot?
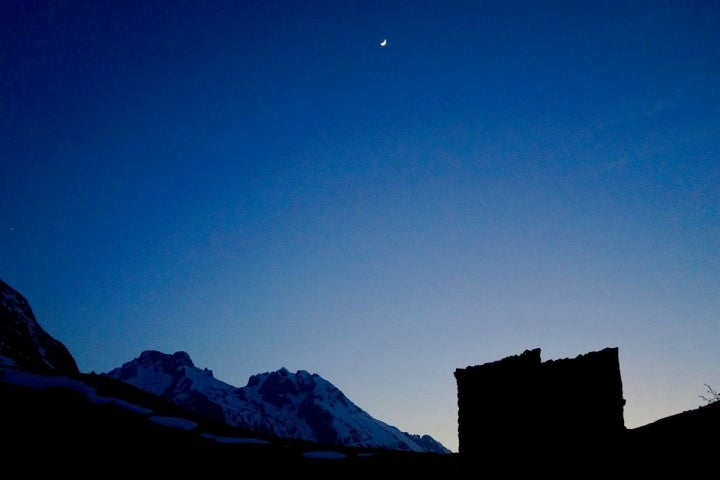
[103,353,450,453]
[0,278,79,375]
[138,350,195,368]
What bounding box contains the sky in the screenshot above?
[1,0,718,453]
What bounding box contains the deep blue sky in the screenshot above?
[2,0,719,452]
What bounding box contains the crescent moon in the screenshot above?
[380,39,387,47]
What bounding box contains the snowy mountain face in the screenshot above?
[0,277,449,454]
[104,350,451,454]
[0,278,78,375]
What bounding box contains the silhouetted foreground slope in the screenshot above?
[625,399,719,471]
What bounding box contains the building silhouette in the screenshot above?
[454,347,626,472]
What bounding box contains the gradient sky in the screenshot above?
[2,0,719,452]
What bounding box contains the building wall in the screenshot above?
[454,347,626,464]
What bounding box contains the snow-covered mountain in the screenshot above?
[0,276,450,454]
[104,350,451,454]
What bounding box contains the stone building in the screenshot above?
[454,347,626,470]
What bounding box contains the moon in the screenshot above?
[380,39,387,47]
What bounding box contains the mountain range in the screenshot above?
[103,349,450,453]
[0,276,449,455]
